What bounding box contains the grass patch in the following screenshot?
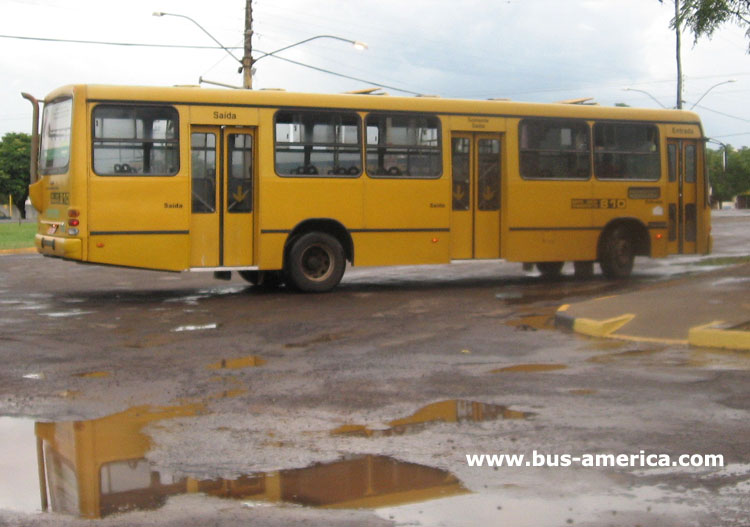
[0,222,36,250]
[693,255,750,267]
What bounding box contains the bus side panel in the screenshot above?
[87,175,190,272]
[361,176,451,266]
[502,124,594,262]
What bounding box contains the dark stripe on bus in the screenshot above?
[90,230,190,235]
[260,228,450,235]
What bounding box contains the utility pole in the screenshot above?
[243,0,253,88]
[675,0,683,109]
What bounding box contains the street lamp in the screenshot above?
[622,88,667,108]
[153,12,367,89]
[689,80,736,110]
[152,12,243,69]
[253,35,368,64]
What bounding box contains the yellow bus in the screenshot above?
[24,85,710,292]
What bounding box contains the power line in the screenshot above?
[0,33,241,49]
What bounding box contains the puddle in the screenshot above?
[332,400,531,438]
[0,405,466,519]
[207,356,266,370]
[172,323,218,332]
[586,348,664,364]
[73,371,111,379]
[491,364,568,373]
[505,313,555,331]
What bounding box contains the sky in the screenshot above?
[1,0,749,148]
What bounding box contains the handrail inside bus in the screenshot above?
[21,92,40,184]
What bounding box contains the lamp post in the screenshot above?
[689,80,736,110]
[253,35,367,64]
[622,88,667,108]
[153,12,366,89]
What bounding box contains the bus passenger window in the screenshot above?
[275,111,361,177]
[366,113,441,178]
[228,134,253,213]
[519,119,590,180]
[93,105,179,176]
[594,123,660,180]
[191,133,216,213]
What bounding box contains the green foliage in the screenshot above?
[707,145,750,205]
[666,0,750,49]
[0,133,32,219]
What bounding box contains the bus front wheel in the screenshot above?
[599,226,634,279]
[285,232,346,292]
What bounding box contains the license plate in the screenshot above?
[46,224,58,235]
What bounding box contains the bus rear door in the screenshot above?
[450,133,503,259]
[190,126,255,268]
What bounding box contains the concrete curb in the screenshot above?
[555,305,750,350]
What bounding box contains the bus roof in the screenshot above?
[45,83,702,124]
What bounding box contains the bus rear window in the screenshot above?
[93,105,179,176]
[40,98,73,175]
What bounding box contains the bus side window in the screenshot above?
[519,119,590,180]
[93,105,179,176]
[365,113,441,179]
[275,110,361,177]
[593,123,660,181]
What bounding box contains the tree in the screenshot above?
[675,0,750,50]
[0,132,31,219]
[707,145,750,207]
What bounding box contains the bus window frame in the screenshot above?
[91,103,180,178]
[273,108,363,179]
[39,97,74,176]
[518,117,592,181]
[593,121,661,182]
[365,112,443,180]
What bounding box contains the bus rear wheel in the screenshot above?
[599,226,634,279]
[536,261,564,279]
[285,232,346,293]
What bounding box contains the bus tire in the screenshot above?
[285,232,345,293]
[599,226,634,279]
[536,261,564,279]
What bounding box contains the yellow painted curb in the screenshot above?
[688,321,750,351]
[572,313,636,338]
[0,247,36,255]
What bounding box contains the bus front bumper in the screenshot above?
[35,234,82,260]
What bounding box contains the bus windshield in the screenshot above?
[39,98,73,174]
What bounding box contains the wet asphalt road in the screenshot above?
[0,212,748,526]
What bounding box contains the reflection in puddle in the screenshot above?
[206,356,266,370]
[17,404,466,519]
[491,364,568,373]
[332,400,530,438]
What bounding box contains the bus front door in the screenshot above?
[450,133,503,259]
[189,126,255,268]
[666,139,700,254]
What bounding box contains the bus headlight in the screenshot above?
[68,228,79,236]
